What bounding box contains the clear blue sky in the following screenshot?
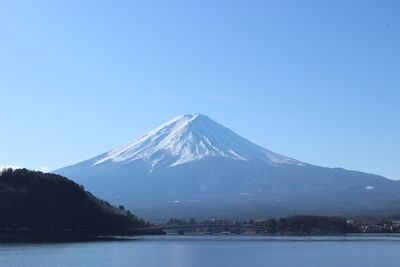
[1,0,399,179]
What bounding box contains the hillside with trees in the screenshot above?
[0,168,149,239]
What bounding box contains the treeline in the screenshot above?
[0,168,147,234]
[257,215,355,233]
[167,215,356,233]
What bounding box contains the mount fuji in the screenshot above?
[55,114,400,221]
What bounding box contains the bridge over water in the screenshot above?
[130,224,269,234]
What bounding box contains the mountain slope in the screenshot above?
[55,114,400,221]
[0,168,146,231]
[91,114,302,169]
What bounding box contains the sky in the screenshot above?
[1,0,399,179]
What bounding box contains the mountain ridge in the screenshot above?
[89,113,303,170]
[55,114,400,221]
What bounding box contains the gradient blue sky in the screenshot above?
[1,0,399,179]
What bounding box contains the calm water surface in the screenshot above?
[1,235,400,267]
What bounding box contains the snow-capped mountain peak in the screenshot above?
[92,114,302,168]
[55,114,398,221]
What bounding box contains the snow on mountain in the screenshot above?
[55,113,400,220]
[92,114,303,169]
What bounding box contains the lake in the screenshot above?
[1,235,400,267]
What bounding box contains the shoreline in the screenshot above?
[0,229,166,243]
[3,231,400,244]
